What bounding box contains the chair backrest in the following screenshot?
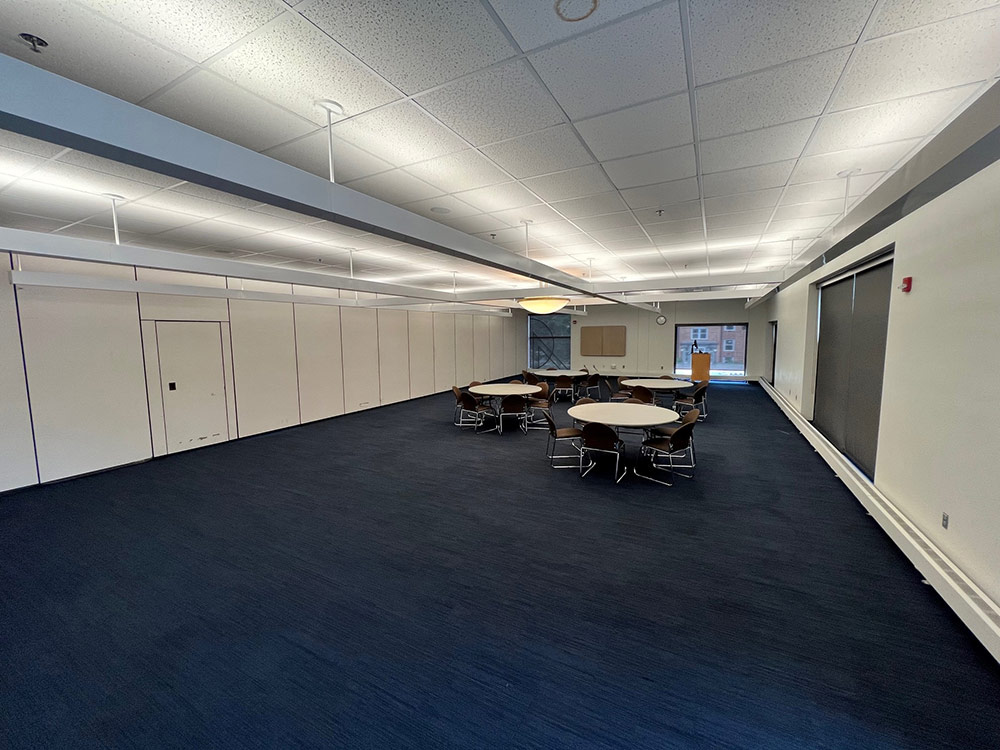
[534,382,550,399]
[452,385,463,403]
[469,381,482,388]
[459,392,479,410]
[693,383,708,400]
[546,367,556,371]
[555,376,573,388]
[659,375,673,379]
[632,385,654,404]
[582,422,620,451]
[499,394,525,413]
[524,372,540,385]
[575,397,597,406]
[542,410,558,437]
[587,373,600,386]
[682,408,700,425]
[508,378,524,384]
[624,397,644,404]
[617,376,631,387]
[668,421,696,450]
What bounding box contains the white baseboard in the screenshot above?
[760,379,1000,663]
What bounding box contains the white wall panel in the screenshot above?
[0,253,38,490]
[294,303,345,423]
[503,315,516,377]
[473,315,490,382]
[407,311,434,398]
[378,309,410,404]
[489,315,504,380]
[515,311,528,373]
[140,319,168,457]
[18,286,151,482]
[455,314,474,385]
[228,299,299,436]
[340,307,380,412]
[220,322,237,439]
[433,313,457,392]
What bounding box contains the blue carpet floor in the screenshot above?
[1,383,998,749]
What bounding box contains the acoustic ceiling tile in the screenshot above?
[703,188,782,216]
[549,192,628,219]
[833,8,1000,110]
[575,93,693,161]
[574,212,641,232]
[619,177,700,209]
[487,0,661,51]
[454,181,539,212]
[332,101,468,166]
[439,213,512,235]
[480,125,594,179]
[522,165,614,202]
[213,15,400,126]
[490,203,563,226]
[0,132,65,159]
[809,86,979,154]
[701,160,796,197]
[304,0,515,93]
[644,217,705,236]
[263,130,394,182]
[793,140,922,183]
[706,209,773,229]
[868,0,1000,37]
[772,199,844,221]
[401,194,481,220]
[403,150,509,192]
[701,119,816,173]
[529,5,687,120]
[603,145,697,190]
[696,48,851,139]
[345,169,443,205]
[416,59,564,144]
[781,173,884,202]
[690,0,876,84]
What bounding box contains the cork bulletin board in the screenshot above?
[580,325,626,357]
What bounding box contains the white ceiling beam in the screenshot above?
[0,54,599,298]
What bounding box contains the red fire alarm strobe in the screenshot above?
[899,276,913,292]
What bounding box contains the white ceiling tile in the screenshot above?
[529,5,688,120]
[794,143,910,186]
[766,217,835,235]
[438,213,511,235]
[604,145,697,189]
[635,200,703,222]
[644,217,705,236]
[0,148,49,179]
[0,1,191,103]
[834,8,1000,109]
[479,125,593,179]
[0,180,112,222]
[415,59,563,145]
[587,225,647,241]
[619,177,700,209]
[401,194,480,220]
[0,131,65,158]
[655,231,709,249]
[144,70,315,152]
[332,101,468,166]
[869,0,1000,37]
[706,209,773,229]
[704,188,782,216]
[345,169,443,204]
[701,160,795,197]
[549,192,628,219]
[690,0,876,84]
[454,182,538,212]
[28,163,161,201]
[0,210,75,233]
[543,233,595,248]
[574,93,693,160]
[772,199,844,221]
[487,0,661,51]
[530,220,579,238]
[213,209,302,233]
[263,130,392,182]
[574,212,641,232]
[782,173,883,202]
[701,119,816,173]
[156,218,264,245]
[600,237,654,252]
[212,15,400,126]
[78,0,282,62]
[521,165,614,202]
[490,204,563,226]
[815,86,981,153]
[403,150,509,192]
[137,190,233,218]
[97,203,203,234]
[57,152,180,188]
[696,49,850,139]
[304,0,514,93]
[171,183,261,209]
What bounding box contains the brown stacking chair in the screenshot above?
[451,385,464,425]
[581,372,601,399]
[524,371,540,386]
[508,378,524,384]
[457,391,495,432]
[551,375,574,402]
[526,382,551,428]
[631,385,655,404]
[634,421,696,486]
[497,394,528,435]
[609,376,632,401]
[571,396,597,427]
[623,397,645,404]
[674,382,708,418]
[580,422,626,483]
[542,411,582,469]
[647,409,699,463]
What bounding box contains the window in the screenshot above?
[675,324,748,376]
[528,313,571,369]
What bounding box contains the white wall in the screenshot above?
[569,299,769,378]
[0,251,524,491]
[765,158,1000,606]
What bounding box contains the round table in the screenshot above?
[567,402,679,428]
[469,384,541,398]
[527,369,588,378]
[621,379,691,391]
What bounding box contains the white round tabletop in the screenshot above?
[621,379,692,390]
[529,369,588,378]
[469,384,542,397]
[567,402,679,428]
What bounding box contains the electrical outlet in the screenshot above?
[942,513,949,529]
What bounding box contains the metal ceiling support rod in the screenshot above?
[102,193,123,245]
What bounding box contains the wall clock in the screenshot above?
[655,315,667,325]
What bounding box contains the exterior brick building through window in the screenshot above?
[675,324,748,376]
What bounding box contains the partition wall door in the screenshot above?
[812,257,893,478]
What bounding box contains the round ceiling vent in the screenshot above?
[18,33,48,53]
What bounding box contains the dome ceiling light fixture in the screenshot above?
[515,218,570,314]
[555,0,599,23]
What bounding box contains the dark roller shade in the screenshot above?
[813,276,855,452]
[844,262,893,477]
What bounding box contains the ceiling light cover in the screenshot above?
[517,295,571,314]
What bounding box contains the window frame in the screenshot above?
[674,322,748,376]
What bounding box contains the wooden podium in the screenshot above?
[691,352,711,381]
